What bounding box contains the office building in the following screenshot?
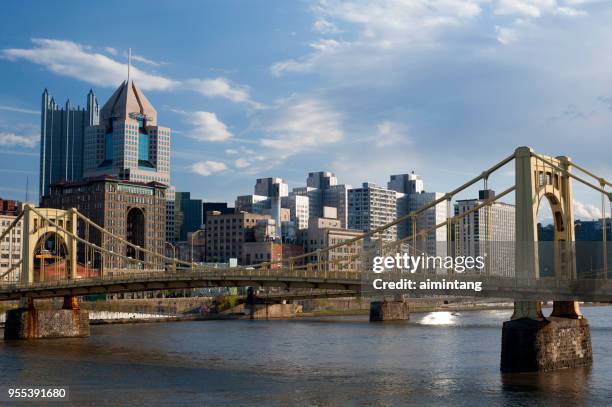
[348,183,398,241]
[389,173,447,256]
[39,89,99,199]
[205,211,270,264]
[174,192,203,242]
[203,202,233,225]
[281,194,309,229]
[42,176,167,263]
[455,190,515,275]
[298,217,363,272]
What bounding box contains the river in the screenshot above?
[1,306,611,406]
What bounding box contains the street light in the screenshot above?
[191,229,206,269]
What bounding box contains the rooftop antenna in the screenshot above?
[127,48,132,82]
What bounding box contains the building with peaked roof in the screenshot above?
[83,80,170,186]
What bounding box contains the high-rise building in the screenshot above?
[174,192,203,242]
[389,173,447,256]
[83,80,170,185]
[205,211,271,264]
[307,171,337,189]
[348,182,397,241]
[82,80,173,244]
[388,173,423,195]
[39,89,99,200]
[203,202,233,225]
[455,189,515,275]
[293,171,350,227]
[281,194,309,229]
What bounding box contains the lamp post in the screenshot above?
[191,229,205,270]
[165,241,176,271]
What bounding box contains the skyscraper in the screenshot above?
[83,79,174,243]
[455,190,515,275]
[348,182,398,241]
[389,173,447,256]
[39,89,99,200]
[83,80,170,185]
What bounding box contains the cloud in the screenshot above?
[313,18,341,33]
[0,132,38,148]
[2,38,257,105]
[259,96,343,156]
[495,25,519,44]
[177,110,233,142]
[573,200,602,219]
[494,0,586,18]
[374,121,410,147]
[131,53,163,66]
[104,47,118,56]
[191,161,228,176]
[234,158,251,169]
[185,77,260,107]
[0,105,39,115]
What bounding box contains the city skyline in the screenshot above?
[0,1,610,220]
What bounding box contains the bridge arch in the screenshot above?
[21,207,78,284]
[33,231,69,282]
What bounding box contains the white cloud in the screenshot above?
[234,158,251,169]
[259,96,343,156]
[191,161,228,176]
[0,132,38,148]
[131,53,163,66]
[104,47,118,56]
[2,38,177,91]
[313,18,341,33]
[185,77,259,106]
[494,0,587,18]
[573,200,602,220]
[0,105,38,115]
[225,149,239,155]
[495,25,519,44]
[185,111,233,142]
[374,121,410,146]
[2,38,257,105]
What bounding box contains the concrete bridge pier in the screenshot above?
[4,296,90,340]
[369,299,409,322]
[501,300,592,373]
[245,288,301,320]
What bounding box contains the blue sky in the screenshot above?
[0,0,610,220]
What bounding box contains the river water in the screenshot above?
[1,306,611,406]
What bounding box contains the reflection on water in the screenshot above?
[1,307,611,406]
[417,311,459,325]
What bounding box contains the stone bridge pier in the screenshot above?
[501,300,592,373]
[4,296,90,340]
[245,288,301,320]
[369,297,409,322]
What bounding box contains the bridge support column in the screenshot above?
[4,298,90,340]
[369,300,409,322]
[501,300,592,373]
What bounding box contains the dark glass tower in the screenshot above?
[39,89,99,200]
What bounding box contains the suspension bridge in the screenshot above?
[1,146,610,372]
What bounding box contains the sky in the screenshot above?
[0,0,610,221]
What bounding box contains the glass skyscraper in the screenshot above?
[39,89,99,200]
